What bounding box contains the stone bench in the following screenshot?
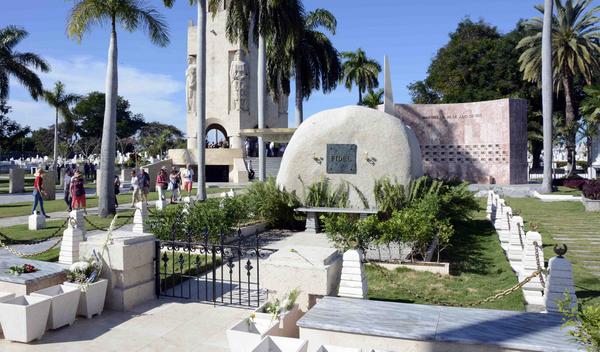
[295,207,378,233]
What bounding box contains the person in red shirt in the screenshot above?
[32,169,50,218]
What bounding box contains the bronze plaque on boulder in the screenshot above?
[327,144,357,174]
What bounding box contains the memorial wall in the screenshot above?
[389,98,528,184]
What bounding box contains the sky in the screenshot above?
[2,0,554,134]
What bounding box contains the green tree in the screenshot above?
[361,88,384,109]
[137,122,185,157]
[341,48,381,104]
[0,101,30,159]
[72,92,145,139]
[518,0,600,176]
[289,8,341,127]
[208,0,304,181]
[43,81,80,170]
[581,84,600,167]
[67,0,169,217]
[163,0,207,200]
[0,26,50,101]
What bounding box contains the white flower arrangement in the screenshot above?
[262,288,301,320]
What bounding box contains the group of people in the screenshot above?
[31,166,87,218]
[154,164,194,204]
[206,139,229,149]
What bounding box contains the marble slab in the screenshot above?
[297,297,582,352]
[0,253,67,285]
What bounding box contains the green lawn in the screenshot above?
[0,187,235,218]
[367,203,525,311]
[552,186,582,196]
[505,197,600,307]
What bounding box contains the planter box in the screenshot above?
[251,336,308,352]
[254,303,304,338]
[377,261,450,276]
[31,284,81,329]
[0,295,51,342]
[227,316,280,352]
[582,197,600,212]
[316,345,361,352]
[64,279,108,319]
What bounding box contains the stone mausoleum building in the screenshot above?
[168,5,288,182]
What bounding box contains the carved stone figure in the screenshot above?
[230,50,248,111]
[186,56,197,113]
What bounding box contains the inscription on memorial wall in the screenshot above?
[326,144,357,174]
[422,113,482,120]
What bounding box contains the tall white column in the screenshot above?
[257,35,266,181]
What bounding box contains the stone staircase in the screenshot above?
[245,157,282,178]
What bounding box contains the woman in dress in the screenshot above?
[70,170,87,214]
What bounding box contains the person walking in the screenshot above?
[130,170,141,207]
[141,169,150,204]
[114,175,121,208]
[63,169,73,212]
[182,164,194,197]
[32,169,50,218]
[70,170,87,214]
[169,169,180,204]
[156,167,168,201]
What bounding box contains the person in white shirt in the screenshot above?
[130,170,141,207]
[63,169,73,211]
[183,164,194,196]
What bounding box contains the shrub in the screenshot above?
[246,177,302,228]
[301,177,349,208]
[147,203,188,241]
[583,180,600,200]
[321,214,378,252]
[559,297,600,351]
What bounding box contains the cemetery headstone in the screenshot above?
[8,168,25,194]
[544,248,577,313]
[28,213,46,231]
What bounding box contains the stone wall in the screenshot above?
[389,98,528,184]
[8,168,25,193]
[142,159,173,191]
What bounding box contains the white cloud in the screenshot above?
[7,56,185,131]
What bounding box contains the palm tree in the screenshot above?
[580,84,600,169]
[67,0,169,217]
[43,81,80,171]
[290,9,341,127]
[361,88,384,109]
[341,48,381,105]
[209,0,303,181]
[518,0,600,178]
[0,26,50,101]
[163,0,207,201]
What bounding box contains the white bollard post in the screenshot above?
[544,247,577,313]
[132,201,148,234]
[486,190,495,220]
[59,219,84,265]
[507,216,524,271]
[338,249,368,299]
[521,231,545,306]
[69,209,86,240]
[155,199,167,211]
[181,196,192,215]
[495,205,512,250]
[28,213,46,231]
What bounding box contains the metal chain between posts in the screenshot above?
[0,217,69,245]
[84,215,133,231]
[518,223,524,249]
[0,236,63,257]
[533,241,546,288]
[378,265,543,307]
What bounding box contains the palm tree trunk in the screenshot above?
[98,22,118,217]
[52,107,58,171]
[358,85,363,105]
[257,34,266,181]
[294,60,303,127]
[562,74,578,177]
[196,0,207,200]
[541,0,553,193]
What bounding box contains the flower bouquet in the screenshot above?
[7,264,39,276]
[255,288,303,338]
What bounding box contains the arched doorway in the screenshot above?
[206,124,228,148]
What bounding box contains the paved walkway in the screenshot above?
[0,299,248,352]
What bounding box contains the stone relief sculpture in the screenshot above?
[186,56,197,113]
[230,50,248,111]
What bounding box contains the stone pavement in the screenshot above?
[0,299,248,352]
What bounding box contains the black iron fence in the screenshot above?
[155,228,276,307]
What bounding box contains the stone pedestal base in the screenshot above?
[28,214,46,230]
[338,249,367,299]
[261,245,342,311]
[305,213,320,233]
[544,256,577,313]
[80,230,156,311]
[132,202,148,234]
[59,224,84,265]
